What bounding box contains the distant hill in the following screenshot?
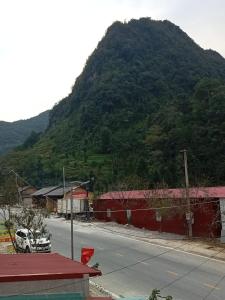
[0,111,49,155]
[1,18,225,189]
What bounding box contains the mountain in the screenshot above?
[1,18,225,190]
[0,111,49,155]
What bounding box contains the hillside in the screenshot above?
[0,111,49,155]
[1,18,225,190]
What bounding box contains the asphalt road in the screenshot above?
[45,217,225,300]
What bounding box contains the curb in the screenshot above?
[90,223,225,262]
[90,280,121,299]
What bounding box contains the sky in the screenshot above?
[0,0,225,122]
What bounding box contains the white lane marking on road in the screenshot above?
[203,283,220,290]
[116,252,123,257]
[97,247,105,250]
[166,270,178,276]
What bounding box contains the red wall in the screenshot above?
[94,198,221,238]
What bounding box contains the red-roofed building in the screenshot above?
[94,187,225,240]
[0,253,101,297]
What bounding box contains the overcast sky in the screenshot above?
[0,0,225,122]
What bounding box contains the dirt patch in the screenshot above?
[0,242,15,254]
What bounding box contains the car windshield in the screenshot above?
[28,231,42,239]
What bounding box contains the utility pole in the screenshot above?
[9,169,22,204]
[62,167,65,196]
[180,149,192,238]
[71,186,74,260]
[70,181,90,260]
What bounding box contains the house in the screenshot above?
[32,184,89,213]
[0,253,102,297]
[60,186,89,217]
[94,186,225,240]
[32,186,65,212]
[18,186,37,207]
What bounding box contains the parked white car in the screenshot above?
[15,228,51,253]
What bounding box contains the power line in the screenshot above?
[159,246,225,295]
[2,240,194,298]
[5,228,225,298]
[3,232,225,298]
[7,168,36,189]
[85,198,220,213]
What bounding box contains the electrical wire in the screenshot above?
[5,168,36,189]
[89,198,220,213]
[1,239,194,298]
[159,246,225,295]
[2,208,224,298]
[3,229,225,298]
[89,221,225,299]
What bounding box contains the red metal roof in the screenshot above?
[99,186,225,200]
[0,253,101,282]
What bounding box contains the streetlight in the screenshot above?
[70,181,91,260]
[62,166,95,259]
[180,149,192,238]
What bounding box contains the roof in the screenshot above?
[32,186,59,197]
[32,185,87,198]
[99,186,225,200]
[47,187,71,197]
[18,186,35,193]
[0,253,101,282]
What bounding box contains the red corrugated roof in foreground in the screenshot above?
[0,253,101,283]
[99,186,225,200]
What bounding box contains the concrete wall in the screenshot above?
[0,276,89,297]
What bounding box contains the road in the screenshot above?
[46,217,225,300]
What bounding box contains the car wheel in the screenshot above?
[25,246,31,253]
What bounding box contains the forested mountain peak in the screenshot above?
[1,18,225,190]
[50,17,225,127]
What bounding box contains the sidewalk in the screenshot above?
[74,220,225,261]
[0,241,14,254]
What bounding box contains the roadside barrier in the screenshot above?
[0,236,15,242]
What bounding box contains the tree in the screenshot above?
[0,173,19,252]
[0,172,48,253]
[149,289,173,300]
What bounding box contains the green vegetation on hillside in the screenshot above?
[1,18,225,191]
[0,111,49,155]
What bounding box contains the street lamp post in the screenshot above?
[69,181,90,260]
[62,166,92,260]
[70,187,74,260]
